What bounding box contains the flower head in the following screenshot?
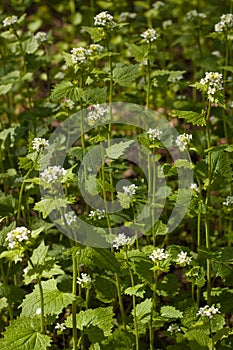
[153,1,165,10]
[175,134,192,151]
[123,184,138,197]
[35,31,47,44]
[64,212,77,225]
[88,44,104,55]
[94,11,116,28]
[87,104,109,126]
[186,10,206,21]
[71,47,90,64]
[197,305,220,319]
[55,323,66,332]
[199,72,223,97]
[32,137,49,151]
[147,128,162,141]
[215,14,233,33]
[168,323,181,333]
[223,196,233,207]
[88,209,105,220]
[190,183,199,193]
[176,251,192,266]
[3,15,18,27]
[141,28,159,43]
[118,12,136,22]
[40,166,67,183]
[149,248,169,262]
[77,273,92,286]
[61,98,75,110]
[6,226,31,249]
[112,233,133,249]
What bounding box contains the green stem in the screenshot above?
[115,273,126,329]
[72,250,78,350]
[125,249,139,350]
[205,101,212,306]
[38,277,45,334]
[85,288,90,310]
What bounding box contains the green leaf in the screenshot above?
[106,140,134,159]
[65,306,114,338]
[34,197,69,219]
[20,279,74,317]
[124,283,145,298]
[135,298,152,322]
[117,191,132,209]
[126,43,147,62]
[171,110,206,126]
[0,317,51,350]
[94,275,117,303]
[160,306,183,319]
[173,159,194,169]
[50,81,85,101]
[0,83,12,95]
[24,36,39,54]
[113,63,139,86]
[211,150,232,183]
[82,26,105,42]
[0,297,8,310]
[31,241,49,266]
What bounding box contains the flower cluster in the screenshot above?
[199,72,223,96]
[77,273,92,286]
[64,212,77,225]
[88,209,106,220]
[186,10,206,21]
[147,128,162,141]
[153,1,165,10]
[55,323,66,332]
[176,251,192,266]
[112,233,133,249]
[175,133,192,151]
[197,305,220,319]
[32,137,49,151]
[71,47,89,64]
[87,104,109,126]
[162,20,173,29]
[89,44,104,55]
[168,323,181,333]
[118,12,136,22]
[40,166,67,183]
[94,11,116,27]
[6,227,31,249]
[61,98,75,110]
[215,13,233,33]
[223,196,233,207]
[141,28,159,43]
[3,15,18,27]
[149,248,169,262]
[35,31,47,44]
[123,184,138,197]
[190,183,200,193]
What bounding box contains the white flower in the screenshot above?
[153,1,165,10]
[141,28,159,43]
[77,273,92,285]
[190,183,199,192]
[223,196,233,207]
[112,233,133,249]
[149,248,169,262]
[147,128,162,141]
[61,98,75,110]
[168,323,181,333]
[94,11,116,27]
[64,212,77,225]
[199,72,223,96]
[88,44,104,55]
[123,184,138,197]
[55,322,66,331]
[87,104,109,126]
[118,12,136,22]
[35,31,47,43]
[40,166,67,183]
[176,251,192,266]
[32,137,49,151]
[3,15,18,27]
[186,10,206,21]
[215,14,233,32]
[6,226,30,249]
[71,47,90,64]
[88,209,105,220]
[197,305,220,319]
[162,20,173,29]
[36,307,41,315]
[175,134,192,151]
